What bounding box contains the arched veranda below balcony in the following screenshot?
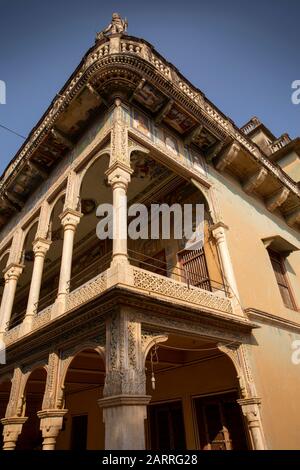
[55,347,105,450]
[0,376,12,448]
[16,366,47,450]
[9,220,39,330]
[144,333,250,450]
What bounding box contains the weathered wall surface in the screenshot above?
[209,166,300,449]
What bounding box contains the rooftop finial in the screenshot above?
[96,13,128,41]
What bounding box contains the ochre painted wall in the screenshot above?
[209,167,300,449]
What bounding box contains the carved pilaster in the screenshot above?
[64,170,81,212]
[42,352,62,410]
[237,397,266,450]
[103,310,146,396]
[110,98,130,168]
[99,310,160,450]
[36,201,51,239]
[8,229,23,264]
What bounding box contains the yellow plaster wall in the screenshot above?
[55,388,104,450]
[209,167,300,449]
[277,151,300,182]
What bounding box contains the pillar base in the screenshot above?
[98,395,151,450]
[1,416,28,450]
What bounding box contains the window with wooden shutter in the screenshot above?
[178,248,211,291]
[268,250,296,310]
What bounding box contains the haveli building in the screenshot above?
[0,14,300,450]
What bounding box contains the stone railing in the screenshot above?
[241,118,261,135]
[270,134,291,153]
[1,263,243,347]
[131,266,234,315]
[66,271,107,311]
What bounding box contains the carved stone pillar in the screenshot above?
[106,165,132,267]
[55,209,82,313]
[211,222,239,300]
[2,368,28,450]
[106,98,132,269]
[98,310,150,450]
[237,398,266,450]
[37,409,68,450]
[22,238,51,333]
[1,417,28,450]
[0,263,24,336]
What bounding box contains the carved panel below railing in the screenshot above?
[132,267,234,315]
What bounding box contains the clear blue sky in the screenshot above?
[0,0,299,174]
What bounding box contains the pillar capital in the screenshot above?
[237,397,266,450]
[210,221,229,241]
[106,162,133,189]
[59,209,82,231]
[37,409,68,450]
[237,396,261,415]
[32,237,52,257]
[3,263,24,282]
[1,416,28,450]
[98,394,151,409]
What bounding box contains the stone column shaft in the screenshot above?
[237,398,266,450]
[22,239,51,332]
[98,310,149,450]
[0,264,23,334]
[57,209,82,300]
[106,164,132,266]
[211,222,239,299]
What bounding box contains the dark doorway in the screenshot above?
[71,414,88,450]
[194,392,248,450]
[148,400,186,450]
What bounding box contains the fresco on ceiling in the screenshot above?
[129,105,207,178]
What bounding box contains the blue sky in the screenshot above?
[0,0,299,175]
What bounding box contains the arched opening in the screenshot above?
[37,195,65,313]
[9,222,38,329]
[56,348,105,450]
[145,334,250,450]
[69,154,111,291]
[128,151,225,295]
[17,367,47,450]
[0,378,12,448]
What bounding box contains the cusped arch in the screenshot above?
[78,148,111,188]
[48,190,67,219]
[59,342,105,391]
[20,217,40,252]
[0,248,10,265]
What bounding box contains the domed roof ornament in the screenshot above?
[96,13,128,41]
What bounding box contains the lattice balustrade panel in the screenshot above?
[132,268,233,314]
[66,271,107,311]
